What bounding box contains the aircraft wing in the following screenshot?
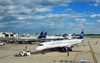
[71,40,99,47]
[45,36,66,40]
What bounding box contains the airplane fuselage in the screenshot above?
[35,39,83,51]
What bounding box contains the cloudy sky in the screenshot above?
[0,0,100,35]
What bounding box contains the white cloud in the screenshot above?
[10,21,26,23]
[97,20,100,22]
[89,0,100,6]
[60,4,69,6]
[21,9,32,14]
[90,14,100,18]
[0,22,8,28]
[86,22,96,25]
[0,16,3,20]
[7,10,15,13]
[75,18,87,23]
[15,22,46,29]
[58,8,72,13]
[0,0,14,6]
[94,0,100,6]
[95,28,100,32]
[49,22,64,28]
[17,17,25,20]
[7,5,17,10]
[33,8,52,15]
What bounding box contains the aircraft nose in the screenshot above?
[35,47,38,50]
[35,46,40,51]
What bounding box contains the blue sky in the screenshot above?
[0,0,100,35]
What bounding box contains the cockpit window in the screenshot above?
[38,44,44,46]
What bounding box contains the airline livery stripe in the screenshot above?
[42,43,79,50]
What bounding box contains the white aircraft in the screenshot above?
[42,32,75,41]
[43,33,67,40]
[18,31,46,43]
[19,31,68,43]
[66,33,75,39]
[35,29,98,54]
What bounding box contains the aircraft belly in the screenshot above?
[19,38,38,42]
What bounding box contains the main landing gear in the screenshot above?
[42,50,45,54]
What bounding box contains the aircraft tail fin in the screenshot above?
[63,33,67,37]
[77,29,84,39]
[38,31,43,38]
[72,33,75,36]
[42,32,47,38]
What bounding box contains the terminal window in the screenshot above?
[5,34,9,37]
[10,34,13,37]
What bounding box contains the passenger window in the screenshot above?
[38,44,44,46]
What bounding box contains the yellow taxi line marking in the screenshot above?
[88,42,98,63]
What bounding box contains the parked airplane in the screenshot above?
[18,31,46,43]
[42,32,75,41]
[19,31,74,43]
[18,31,67,43]
[35,29,98,54]
[43,33,67,40]
[66,33,75,39]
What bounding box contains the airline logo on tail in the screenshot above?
[63,33,67,37]
[72,33,75,36]
[42,32,47,38]
[38,31,44,38]
[38,31,47,38]
[78,29,84,39]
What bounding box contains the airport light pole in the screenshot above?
[25,30,26,35]
[8,28,10,32]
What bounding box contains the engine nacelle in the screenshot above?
[66,47,71,51]
[62,47,72,52]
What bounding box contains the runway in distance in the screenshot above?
[35,29,98,54]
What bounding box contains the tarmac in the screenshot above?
[0,38,100,63]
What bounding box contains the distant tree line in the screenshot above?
[75,34,100,36]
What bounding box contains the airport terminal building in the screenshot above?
[0,32,18,42]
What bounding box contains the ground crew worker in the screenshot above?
[25,46,27,50]
[67,51,69,56]
[25,46,27,49]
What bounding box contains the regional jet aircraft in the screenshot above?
[18,31,47,43]
[18,31,67,43]
[66,33,75,39]
[42,32,75,41]
[35,29,98,54]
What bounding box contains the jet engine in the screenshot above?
[62,47,72,52]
